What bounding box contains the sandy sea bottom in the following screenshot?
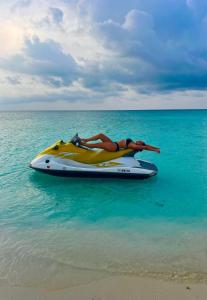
[1,216,207,288]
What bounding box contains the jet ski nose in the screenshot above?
[29,160,35,169]
[29,157,41,170]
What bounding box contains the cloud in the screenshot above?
[11,0,31,11]
[0,80,125,110]
[95,4,207,92]
[38,7,64,27]
[6,76,21,85]
[49,7,64,25]
[186,0,207,18]
[0,36,80,87]
[1,87,207,110]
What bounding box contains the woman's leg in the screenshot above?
[81,133,112,143]
[81,141,117,152]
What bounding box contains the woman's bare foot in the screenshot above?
[81,138,88,143]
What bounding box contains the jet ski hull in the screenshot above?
[30,156,157,179]
[30,165,157,179]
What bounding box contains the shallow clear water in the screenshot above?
[0,110,207,288]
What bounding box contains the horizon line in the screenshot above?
[1,108,207,112]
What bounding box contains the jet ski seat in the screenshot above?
[37,140,135,164]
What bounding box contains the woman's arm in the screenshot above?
[129,143,160,153]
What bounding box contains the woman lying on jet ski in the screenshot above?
[80,133,160,153]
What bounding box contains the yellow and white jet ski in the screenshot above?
[30,134,158,179]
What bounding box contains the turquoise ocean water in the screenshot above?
[0,110,207,288]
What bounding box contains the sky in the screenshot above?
[0,0,207,110]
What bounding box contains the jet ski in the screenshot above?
[30,134,158,179]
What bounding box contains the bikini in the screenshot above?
[125,138,133,147]
[114,142,120,152]
[114,138,133,152]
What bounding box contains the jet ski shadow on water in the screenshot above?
[29,134,158,179]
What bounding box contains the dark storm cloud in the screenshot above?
[0,36,80,87]
[3,0,207,97]
[91,0,207,91]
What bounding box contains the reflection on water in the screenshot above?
[29,171,160,225]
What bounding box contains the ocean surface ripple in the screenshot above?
[0,110,207,288]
